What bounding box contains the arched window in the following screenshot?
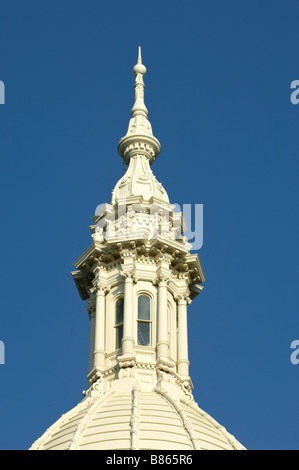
[115,298,124,350]
[137,295,151,346]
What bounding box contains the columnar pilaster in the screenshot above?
[86,297,96,373]
[94,284,108,370]
[176,295,190,378]
[121,272,136,358]
[156,276,169,363]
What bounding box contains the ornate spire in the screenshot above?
[131,46,148,118]
[118,47,161,165]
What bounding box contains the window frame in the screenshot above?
[137,294,151,347]
[114,296,124,350]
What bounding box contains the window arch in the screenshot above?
[115,297,124,350]
[137,295,151,346]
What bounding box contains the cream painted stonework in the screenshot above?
[30,48,245,451]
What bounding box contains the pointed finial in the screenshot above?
[131,47,148,118]
[133,46,147,77]
[118,47,161,165]
[137,46,142,64]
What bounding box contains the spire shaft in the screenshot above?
[131,47,148,117]
[118,47,161,165]
[137,46,142,64]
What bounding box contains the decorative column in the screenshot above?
[93,283,108,370]
[121,272,135,358]
[156,276,170,363]
[176,295,190,378]
[86,296,96,374]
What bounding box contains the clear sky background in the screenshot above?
[0,0,298,450]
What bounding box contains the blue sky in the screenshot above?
[0,0,299,450]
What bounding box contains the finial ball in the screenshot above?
[133,63,147,75]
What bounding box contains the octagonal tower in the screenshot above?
[30,49,245,451]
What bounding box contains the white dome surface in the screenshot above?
[30,386,245,451]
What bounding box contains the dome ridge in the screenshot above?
[154,387,202,450]
[69,389,116,450]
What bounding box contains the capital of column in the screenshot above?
[86,304,96,320]
[86,294,96,319]
[92,277,110,295]
[153,274,170,287]
[121,271,138,283]
[96,284,110,296]
[174,293,191,305]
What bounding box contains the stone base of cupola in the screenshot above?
[85,356,194,406]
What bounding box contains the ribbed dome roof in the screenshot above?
[111,154,169,205]
[30,384,245,451]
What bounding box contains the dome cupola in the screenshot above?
[30,48,245,452]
